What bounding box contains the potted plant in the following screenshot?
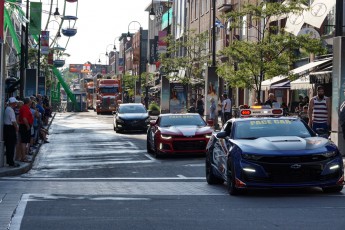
[148,102,160,116]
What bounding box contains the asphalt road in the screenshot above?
[0,111,345,230]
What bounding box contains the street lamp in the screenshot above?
[127,21,143,105]
[98,53,107,66]
[112,36,122,77]
[53,0,60,19]
[149,0,156,21]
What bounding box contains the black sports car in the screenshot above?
[206,115,344,195]
[113,103,150,132]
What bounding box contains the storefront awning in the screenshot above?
[290,76,313,90]
[261,58,332,90]
[309,70,332,84]
[261,76,287,91]
[289,58,332,76]
[271,80,290,89]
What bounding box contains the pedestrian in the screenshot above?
[29,100,40,152]
[196,95,204,117]
[264,93,277,108]
[15,100,23,161]
[222,93,232,123]
[17,97,33,162]
[3,97,19,167]
[308,85,331,133]
[339,98,345,140]
[209,97,217,129]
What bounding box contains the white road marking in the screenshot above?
[8,194,151,230]
[177,175,187,178]
[2,177,206,181]
[184,163,205,167]
[9,194,29,230]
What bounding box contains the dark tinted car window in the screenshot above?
[119,105,147,114]
[234,119,315,139]
[160,115,206,127]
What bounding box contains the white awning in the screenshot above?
[261,75,287,91]
[290,76,313,90]
[290,59,332,76]
[261,58,332,90]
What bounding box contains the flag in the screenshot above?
[215,19,225,28]
[303,0,336,28]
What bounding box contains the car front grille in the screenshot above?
[247,155,333,164]
[172,140,207,151]
[243,162,341,184]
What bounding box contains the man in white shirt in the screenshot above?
[222,93,232,124]
[3,97,19,167]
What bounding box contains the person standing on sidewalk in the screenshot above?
[17,97,33,162]
[3,97,19,167]
[339,98,345,140]
[308,85,331,133]
[222,94,232,124]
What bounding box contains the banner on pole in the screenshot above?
[29,2,42,35]
[40,31,49,55]
[0,0,4,43]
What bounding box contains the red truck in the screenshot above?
[86,81,95,109]
[95,79,122,114]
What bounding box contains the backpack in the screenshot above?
[339,100,345,126]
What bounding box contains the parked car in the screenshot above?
[113,103,150,133]
[206,106,344,195]
[147,113,213,158]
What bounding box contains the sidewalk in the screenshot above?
[0,114,55,177]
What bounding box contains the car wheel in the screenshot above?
[146,133,154,154]
[226,162,242,196]
[206,151,224,185]
[322,185,343,193]
[153,140,161,158]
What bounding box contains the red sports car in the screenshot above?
[146,114,213,158]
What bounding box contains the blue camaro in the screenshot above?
[206,111,344,195]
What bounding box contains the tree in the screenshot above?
[217,0,326,102]
[158,30,211,85]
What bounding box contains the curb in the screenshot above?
[0,113,56,177]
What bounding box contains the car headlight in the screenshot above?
[320,151,337,158]
[161,134,172,139]
[242,153,263,161]
[205,133,212,138]
[116,118,124,123]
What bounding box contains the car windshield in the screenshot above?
[160,115,206,127]
[99,87,119,94]
[234,119,315,139]
[119,105,147,114]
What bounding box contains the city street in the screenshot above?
[0,111,345,230]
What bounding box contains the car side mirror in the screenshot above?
[216,131,228,139]
[206,119,214,126]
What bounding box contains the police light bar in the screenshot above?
[240,107,283,117]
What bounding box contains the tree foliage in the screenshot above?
[217,0,326,101]
[158,30,211,85]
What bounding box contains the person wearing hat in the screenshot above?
[3,97,19,167]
